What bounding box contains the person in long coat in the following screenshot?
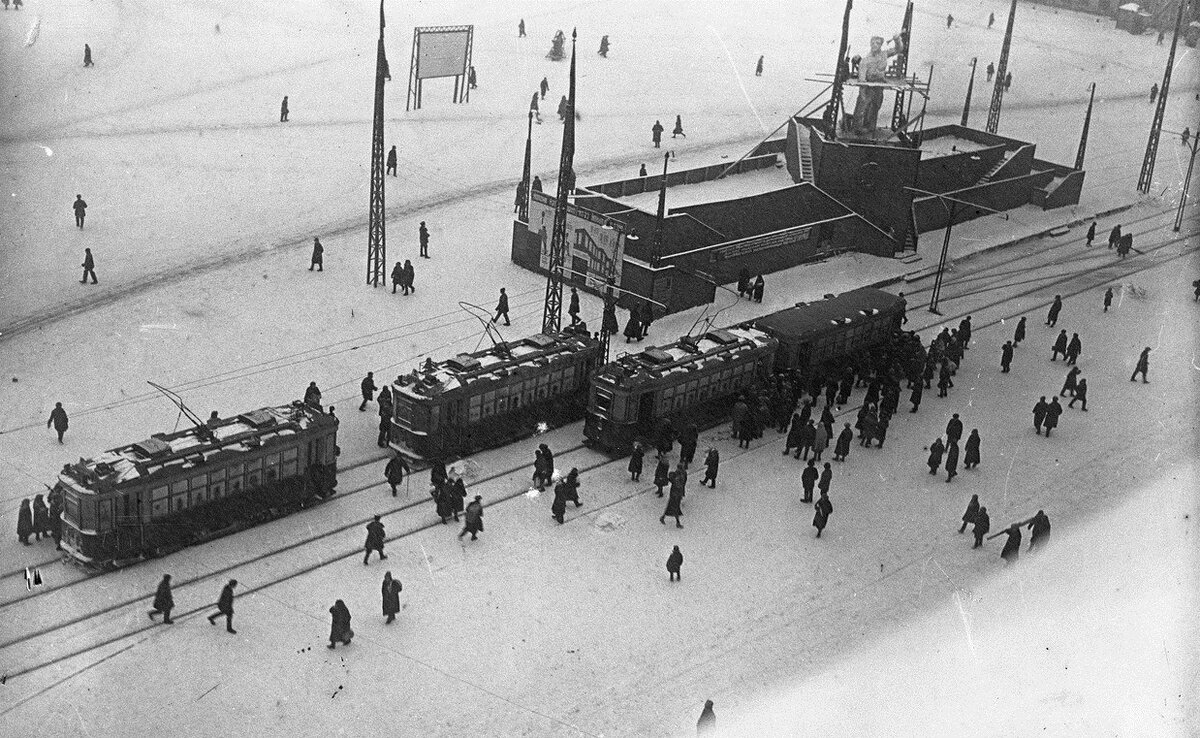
[833,422,853,461]
[639,300,654,338]
[813,491,832,537]
[1043,397,1063,437]
[561,468,582,507]
[964,430,981,469]
[751,275,765,303]
[666,545,683,581]
[382,572,402,624]
[459,496,484,540]
[327,600,353,648]
[551,480,568,524]
[811,422,829,461]
[148,574,175,624]
[660,483,684,528]
[363,515,387,563]
[874,415,890,448]
[959,494,980,533]
[800,460,818,503]
[944,440,960,482]
[909,381,923,412]
[783,412,804,456]
[449,477,467,521]
[31,494,48,540]
[1027,510,1051,551]
[1046,295,1063,326]
[817,462,833,496]
[1065,333,1082,365]
[47,402,69,443]
[653,455,671,497]
[945,413,963,445]
[1086,221,1096,246]
[678,424,699,468]
[304,382,322,407]
[736,268,750,298]
[49,500,63,550]
[697,699,716,733]
[1050,330,1068,361]
[385,454,411,497]
[796,419,816,459]
[391,261,403,293]
[1130,347,1150,383]
[972,507,990,549]
[1000,340,1014,373]
[1000,525,1022,563]
[432,482,454,523]
[623,311,641,343]
[207,579,238,633]
[1013,316,1026,346]
[17,499,33,545]
[1032,396,1049,435]
[700,448,719,487]
[1060,367,1080,397]
[671,114,685,137]
[1068,378,1088,411]
[927,438,945,475]
[651,119,664,147]
[628,442,645,481]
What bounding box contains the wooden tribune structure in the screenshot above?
[406,25,473,111]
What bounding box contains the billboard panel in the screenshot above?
[528,191,626,291]
[416,29,469,80]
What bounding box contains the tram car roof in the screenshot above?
[56,402,334,493]
[393,328,598,399]
[752,287,903,340]
[595,326,777,387]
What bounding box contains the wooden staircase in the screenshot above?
[796,125,816,182]
[978,150,1013,184]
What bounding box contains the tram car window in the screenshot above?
[389,327,600,460]
[55,401,338,568]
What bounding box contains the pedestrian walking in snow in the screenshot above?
[459,496,484,540]
[551,479,568,524]
[1027,510,1051,551]
[628,442,645,481]
[812,422,829,462]
[1130,347,1150,382]
[972,507,990,548]
[833,423,853,462]
[813,491,833,537]
[1108,224,1121,250]
[17,499,33,545]
[817,462,833,496]
[280,96,289,122]
[800,459,818,503]
[986,62,995,82]
[701,448,719,487]
[568,286,582,324]
[959,494,980,533]
[206,579,238,633]
[653,455,670,496]
[927,437,945,474]
[666,545,683,581]
[1000,340,1014,373]
[964,429,981,469]
[1013,316,1026,346]
[946,13,953,28]
[1103,286,1115,312]
[1068,378,1088,410]
[83,44,93,67]
[639,300,654,338]
[1060,367,1080,397]
[518,19,525,37]
[327,600,353,648]
[384,454,410,497]
[540,77,548,100]
[1043,397,1063,437]
[999,525,1022,563]
[1065,333,1082,365]
[73,194,88,229]
[651,120,664,148]
[988,11,995,28]
[31,495,47,540]
[937,363,952,398]
[467,65,477,89]
[795,419,815,460]
[46,401,70,443]
[1149,83,1158,103]
[909,381,923,412]
[77,247,101,285]
[945,413,964,445]
[359,372,377,411]
[678,424,698,468]
[308,237,324,271]
[148,574,175,624]
[363,515,387,564]
[752,275,765,303]
[1183,127,1191,147]
[390,261,403,293]
[1157,30,1165,44]
[1086,222,1096,246]
[697,699,716,734]
[944,440,959,482]
[598,35,610,57]
[672,115,685,138]
[492,288,510,326]
[561,468,583,508]
[1046,296,1063,327]
[1032,396,1048,435]
[1050,330,1068,361]
[418,221,430,258]
[382,571,402,624]
[1003,71,1012,90]
[400,259,415,294]
[959,316,973,350]
[755,56,764,76]
[623,310,642,343]
[386,145,397,176]
[660,483,684,528]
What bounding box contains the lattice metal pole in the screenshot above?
[1075,83,1095,171]
[541,30,577,335]
[517,109,533,221]
[822,0,853,140]
[366,0,388,287]
[961,57,977,127]
[985,0,1018,134]
[890,1,915,132]
[1138,0,1187,194]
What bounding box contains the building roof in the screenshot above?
[753,288,903,341]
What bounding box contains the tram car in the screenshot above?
[56,401,338,567]
[389,326,601,460]
[584,327,779,453]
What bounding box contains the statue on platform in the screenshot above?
[547,30,566,61]
[849,33,904,135]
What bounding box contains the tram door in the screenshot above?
[637,392,656,434]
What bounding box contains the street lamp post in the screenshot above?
[1175,128,1199,232]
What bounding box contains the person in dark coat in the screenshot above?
[280,95,289,122]
[418,221,430,258]
[1068,378,1088,411]
[833,423,853,461]
[959,494,980,534]
[701,448,719,487]
[639,300,654,338]
[400,259,415,294]
[909,381,923,412]
[697,699,716,733]
[490,287,511,326]
[382,571,402,624]
[623,311,642,342]
[459,496,484,540]
[383,454,410,498]
[999,525,1022,563]
[309,237,323,271]
[1027,510,1051,551]
[1130,347,1150,383]
[653,455,671,497]
[539,76,549,99]
[1085,221,1096,246]
[83,43,93,67]
[1000,340,1014,373]
[800,460,818,503]
[390,261,403,293]
[1149,82,1158,103]
[736,268,750,298]
[666,545,683,581]
[73,195,88,229]
[873,414,890,448]
[972,507,990,549]
[1032,396,1049,435]
[927,438,945,475]
[79,246,98,285]
[660,482,684,528]
[819,404,835,439]
[755,55,764,76]
[568,287,581,324]
[964,429,981,469]
[304,382,322,408]
[148,574,175,624]
[49,500,63,550]
[17,499,33,545]
[31,494,48,540]
[1046,295,1063,327]
[519,19,525,37]
[432,482,453,523]
[377,390,393,448]
[1050,330,1068,361]
[327,599,353,648]
[944,440,959,482]
[813,491,833,538]
[751,275,765,303]
[672,114,685,138]
[783,412,804,456]
[628,442,645,481]
[817,462,833,497]
[47,402,69,443]
[207,579,238,633]
[811,421,829,461]
[1103,287,1113,312]
[1043,397,1063,436]
[386,145,397,176]
[679,424,699,468]
[1013,316,1026,346]
[1065,333,1082,365]
[796,419,816,460]
[958,315,973,349]
[363,516,387,564]
[532,447,549,491]
[1060,367,1080,397]
[449,477,467,521]
[598,35,610,57]
[651,120,664,147]
[359,372,377,412]
[937,364,952,398]
[945,414,963,445]
[551,480,568,524]
[561,468,582,507]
